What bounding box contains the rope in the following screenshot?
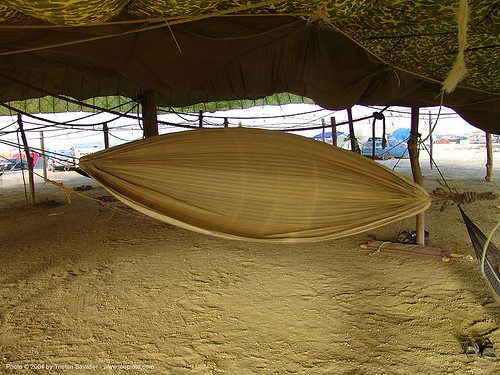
[442,0,469,93]
[420,142,497,210]
[47,179,102,204]
[0,80,141,123]
[166,21,182,53]
[370,241,391,257]
[19,168,103,205]
[432,187,498,211]
[421,141,452,192]
[420,91,444,144]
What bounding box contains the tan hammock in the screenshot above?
[79,128,430,243]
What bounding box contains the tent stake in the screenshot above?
[485,132,493,182]
[409,107,425,245]
[17,114,35,205]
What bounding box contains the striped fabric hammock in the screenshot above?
[79,128,430,243]
[459,206,500,298]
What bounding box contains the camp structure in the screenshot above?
[0,0,498,135]
[0,1,498,243]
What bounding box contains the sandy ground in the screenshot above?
[0,144,499,374]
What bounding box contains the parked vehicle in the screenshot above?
[47,150,76,172]
[0,158,28,173]
[71,143,104,159]
[361,136,409,159]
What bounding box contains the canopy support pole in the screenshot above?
[428,111,433,170]
[141,90,158,138]
[485,132,493,182]
[331,117,337,147]
[199,111,203,128]
[103,123,109,149]
[347,108,359,153]
[371,116,376,160]
[39,131,47,182]
[409,107,425,245]
[17,114,35,205]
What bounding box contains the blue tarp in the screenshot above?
[391,128,411,141]
[312,131,344,139]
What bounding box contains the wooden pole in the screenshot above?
[223,117,229,128]
[409,107,425,245]
[17,114,35,205]
[39,131,47,182]
[428,111,433,170]
[330,117,337,147]
[371,117,376,160]
[321,118,326,142]
[141,90,158,138]
[485,132,493,182]
[103,123,110,149]
[347,108,358,153]
[199,110,203,128]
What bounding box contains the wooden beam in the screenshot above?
[485,132,493,182]
[409,107,425,245]
[141,90,158,138]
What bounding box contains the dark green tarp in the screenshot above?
[0,1,498,132]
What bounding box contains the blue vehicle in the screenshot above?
[361,136,409,159]
[0,158,27,173]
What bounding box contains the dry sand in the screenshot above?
[0,144,499,374]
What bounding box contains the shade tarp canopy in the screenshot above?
[0,0,498,133]
[79,128,431,243]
